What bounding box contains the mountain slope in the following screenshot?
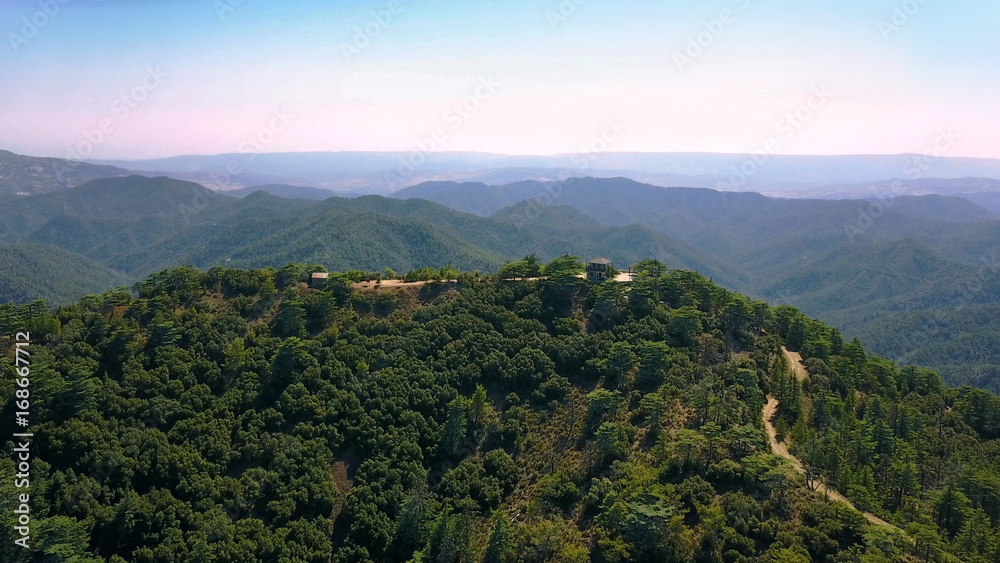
[955,191,1000,214]
[489,201,750,287]
[395,177,1000,390]
[759,240,970,312]
[394,177,997,275]
[227,184,339,200]
[759,238,1000,391]
[111,203,506,275]
[0,150,131,196]
[393,180,533,215]
[0,175,226,234]
[0,243,128,304]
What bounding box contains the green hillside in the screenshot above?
[839,304,1000,393]
[0,243,129,305]
[0,177,744,306]
[228,184,338,200]
[2,261,998,561]
[759,240,973,313]
[0,150,129,196]
[395,178,1000,392]
[3,175,1000,393]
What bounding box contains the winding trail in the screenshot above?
[765,348,905,534]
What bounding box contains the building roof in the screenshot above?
[311,272,330,279]
[587,257,612,265]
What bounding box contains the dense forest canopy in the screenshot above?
[1,258,999,562]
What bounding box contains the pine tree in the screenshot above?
[394,482,429,556]
[427,511,450,562]
[787,316,806,351]
[469,385,487,428]
[428,511,472,563]
[441,399,468,457]
[272,287,306,338]
[830,328,844,355]
[483,511,512,563]
[954,508,992,560]
[935,484,971,538]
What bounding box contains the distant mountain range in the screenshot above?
[3,149,1000,391]
[778,177,1000,211]
[7,147,1000,201]
[79,150,1000,196]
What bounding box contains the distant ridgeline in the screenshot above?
[1,259,999,562]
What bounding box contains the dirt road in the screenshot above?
[783,348,809,383]
[351,279,457,289]
[351,271,633,289]
[765,348,904,533]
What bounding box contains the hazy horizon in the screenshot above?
[44,149,1000,165]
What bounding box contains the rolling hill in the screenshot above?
[0,243,129,305]
[0,176,745,303]
[225,184,340,200]
[0,149,131,196]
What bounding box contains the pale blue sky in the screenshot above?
[1,0,997,159]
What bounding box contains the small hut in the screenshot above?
[310,272,330,288]
[586,257,612,283]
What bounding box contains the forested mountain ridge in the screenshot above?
[0,150,131,196]
[396,178,1000,392]
[2,175,1000,393]
[1,260,999,562]
[0,176,741,304]
[227,185,339,200]
[0,243,129,305]
[394,178,997,226]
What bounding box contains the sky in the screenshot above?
[1,0,998,160]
